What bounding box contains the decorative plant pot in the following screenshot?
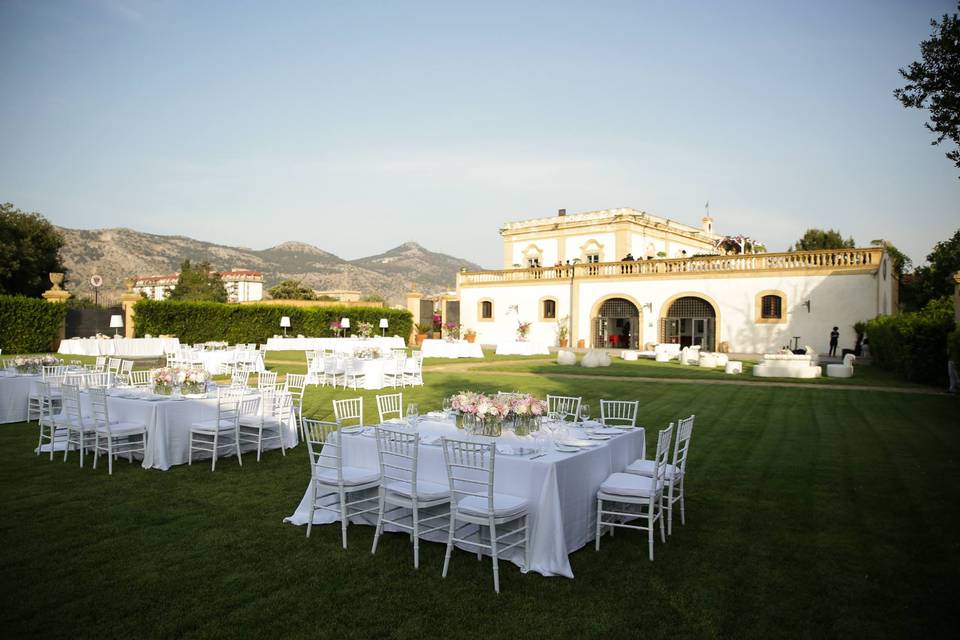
[465,335,476,343]
[559,339,569,348]
[415,333,427,347]
[154,384,174,396]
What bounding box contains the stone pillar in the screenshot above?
[121,279,140,339]
[953,272,960,323]
[405,285,422,347]
[41,272,71,351]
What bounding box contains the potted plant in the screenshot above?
[557,320,569,348]
[443,321,461,342]
[431,313,443,339]
[464,328,477,344]
[414,322,431,347]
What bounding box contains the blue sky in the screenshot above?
[1,0,957,268]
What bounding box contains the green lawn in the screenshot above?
[1,358,958,638]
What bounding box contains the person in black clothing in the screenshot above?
[829,326,839,357]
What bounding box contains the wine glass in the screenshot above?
[406,403,419,427]
[442,397,452,414]
[579,404,591,427]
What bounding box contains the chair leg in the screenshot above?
[108,438,114,475]
[648,498,655,561]
[306,483,316,538]
[339,491,348,549]
[666,483,675,537]
[412,503,420,569]
[188,432,193,466]
[522,515,530,573]
[490,518,500,594]
[595,499,603,551]
[93,434,100,470]
[371,490,385,555]
[36,424,43,456]
[235,428,243,467]
[211,432,218,472]
[256,429,262,462]
[659,500,666,544]
[442,511,455,578]
[679,477,686,527]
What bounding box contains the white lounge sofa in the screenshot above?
[826,354,855,378]
[679,345,701,365]
[638,343,681,361]
[752,353,822,379]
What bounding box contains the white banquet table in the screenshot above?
[58,337,181,357]
[0,374,39,423]
[59,389,298,469]
[495,341,550,356]
[420,339,484,359]
[265,336,405,353]
[193,350,265,375]
[285,418,645,578]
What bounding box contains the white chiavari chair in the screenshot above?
[239,390,292,461]
[626,414,694,535]
[92,355,107,372]
[89,387,147,475]
[382,354,406,388]
[189,389,246,471]
[230,369,250,389]
[84,372,113,389]
[371,426,450,568]
[257,370,278,391]
[342,358,366,390]
[27,366,66,422]
[440,437,529,593]
[61,383,97,468]
[595,423,673,560]
[36,380,68,460]
[302,418,380,547]
[403,352,424,387]
[546,395,582,422]
[323,356,344,388]
[106,357,122,376]
[128,370,152,387]
[376,392,403,423]
[600,400,639,428]
[332,397,364,427]
[283,373,308,438]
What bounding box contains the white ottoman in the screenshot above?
[621,350,639,361]
[557,350,577,366]
[714,353,729,367]
[655,352,672,363]
[699,353,718,368]
[725,361,743,374]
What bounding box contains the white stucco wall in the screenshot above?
[460,259,895,353]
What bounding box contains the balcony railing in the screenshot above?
[457,248,884,286]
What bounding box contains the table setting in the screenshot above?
[285,393,645,578]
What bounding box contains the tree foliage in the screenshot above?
[268,279,317,300]
[894,3,960,175]
[905,227,960,310]
[0,295,67,353]
[867,296,955,385]
[789,228,856,252]
[166,260,227,303]
[0,202,66,297]
[870,239,912,277]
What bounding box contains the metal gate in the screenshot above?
[65,306,123,338]
[592,298,640,349]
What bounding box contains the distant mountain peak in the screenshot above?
[268,241,328,254]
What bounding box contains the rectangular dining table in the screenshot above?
[285,418,645,578]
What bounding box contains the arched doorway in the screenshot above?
[592,297,640,349]
[661,296,716,350]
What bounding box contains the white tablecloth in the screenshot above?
[0,374,39,423]
[420,339,484,359]
[285,419,645,578]
[53,389,298,469]
[265,336,406,352]
[193,351,266,375]
[495,341,550,356]
[58,337,181,357]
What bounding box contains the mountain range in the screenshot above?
[56,226,484,305]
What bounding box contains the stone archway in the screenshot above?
[660,295,717,350]
[592,297,641,349]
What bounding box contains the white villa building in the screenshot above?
[456,208,897,354]
[133,269,264,303]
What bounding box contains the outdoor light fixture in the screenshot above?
[109,314,123,336]
[341,317,350,337]
[280,316,291,336]
[379,318,389,337]
[803,300,811,313]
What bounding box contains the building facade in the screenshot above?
[458,208,897,354]
[133,270,264,303]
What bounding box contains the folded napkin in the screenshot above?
[496,444,516,455]
[420,434,441,446]
[581,420,603,429]
[590,427,622,435]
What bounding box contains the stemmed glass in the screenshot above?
[579,404,591,428]
[442,397,452,414]
[406,403,419,427]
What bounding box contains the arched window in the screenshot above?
[755,291,786,323]
[540,298,557,320]
[479,299,494,321]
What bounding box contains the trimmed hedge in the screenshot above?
[0,295,67,354]
[133,300,413,346]
[866,296,956,385]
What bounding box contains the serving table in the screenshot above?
[420,339,484,359]
[495,341,550,356]
[58,337,181,357]
[285,417,645,578]
[264,336,406,353]
[0,373,40,423]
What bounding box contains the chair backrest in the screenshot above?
[441,437,495,514]
[42,365,68,379]
[303,418,344,484]
[231,370,250,388]
[216,391,243,427]
[107,358,122,374]
[323,356,339,373]
[270,391,294,423]
[647,423,674,497]
[61,383,84,427]
[93,356,107,372]
[333,397,364,427]
[85,371,113,389]
[120,360,133,373]
[258,371,278,391]
[376,392,403,423]
[600,400,639,427]
[672,415,695,477]
[375,426,421,494]
[37,381,58,421]
[89,387,116,434]
[129,370,152,387]
[391,347,407,359]
[343,358,361,375]
[547,395,582,421]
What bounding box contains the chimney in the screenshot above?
[558,209,566,216]
[702,216,713,234]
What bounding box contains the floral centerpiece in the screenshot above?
[151,367,179,395]
[13,356,58,374]
[357,321,374,339]
[516,321,532,342]
[180,368,209,396]
[448,391,545,437]
[354,346,381,359]
[443,321,461,342]
[151,367,208,396]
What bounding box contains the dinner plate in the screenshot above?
[553,444,580,453]
[613,425,637,430]
[587,434,612,440]
[590,427,622,435]
[559,439,600,448]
